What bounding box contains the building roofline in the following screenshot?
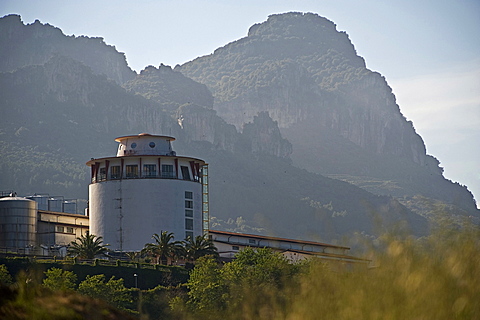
[208,230,350,250]
[213,240,368,262]
[38,210,89,218]
[114,133,176,142]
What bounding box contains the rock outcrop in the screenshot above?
[176,104,238,152]
[242,112,292,158]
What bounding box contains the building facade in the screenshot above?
[86,133,208,252]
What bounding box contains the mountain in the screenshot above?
[0,14,135,84]
[0,13,477,243]
[175,12,478,217]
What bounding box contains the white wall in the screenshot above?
[89,178,203,251]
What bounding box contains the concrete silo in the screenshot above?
[86,133,209,252]
[0,197,37,250]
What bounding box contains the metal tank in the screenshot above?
[0,197,37,249]
[27,194,49,210]
[48,197,63,212]
[63,200,77,214]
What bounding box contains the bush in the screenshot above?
[42,268,77,291]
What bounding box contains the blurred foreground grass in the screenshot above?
[1,222,478,319]
[183,223,480,320]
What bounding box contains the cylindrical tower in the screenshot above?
[0,197,37,249]
[86,133,208,252]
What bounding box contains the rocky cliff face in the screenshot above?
[0,54,177,159]
[177,12,427,166]
[0,14,136,84]
[321,72,427,164]
[242,112,292,158]
[122,62,292,158]
[124,65,214,111]
[176,104,238,152]
[176,12,478,215]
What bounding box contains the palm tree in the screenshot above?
[184,234,218,263]
[142,231,183,265]
[68,231,109,259]
[125,251,140,262]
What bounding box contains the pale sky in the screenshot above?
[1,0,479,207]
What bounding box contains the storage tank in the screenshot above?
[87,133,209,252]
[63,200,77,214]
[27,194,48,210]
[0,197,37,249]
[48,198,63,212]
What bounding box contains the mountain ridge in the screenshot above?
[0,14,136,84]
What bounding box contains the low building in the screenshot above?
[209,230,369,266]
[0,194,88,257]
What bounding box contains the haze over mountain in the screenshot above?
[0,13,478,244]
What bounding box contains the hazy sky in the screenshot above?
[1,0,479,207]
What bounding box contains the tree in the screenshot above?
[184,247,302,318]
[184,234,219,263]
[77,274,132,310]
[125,251,140,262]
[186,255,227,314]
[67,231,109,259]
[43,267,77,291]
[0,264,13,286]
[142,231,183,265]
[222,247,298,287]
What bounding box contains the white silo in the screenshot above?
[0,196,37,249]
[86,133,209,252]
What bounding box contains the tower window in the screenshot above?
[161,164,174,178]
[185,200,193,209]
[185,231,193,240]
[126,165,138,178]
[185,218,193,230]
[185,191,193,199]
[149,142,155,148]
[131,142,137,149]
[185,209,193,217]
[111,166,121,179]
[181,166,191,180]
[143,164,156,177]
[99,167,106,181]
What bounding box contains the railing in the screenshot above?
[0,251,188,273]
[94,172,201,183]
[161,172,176,179]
